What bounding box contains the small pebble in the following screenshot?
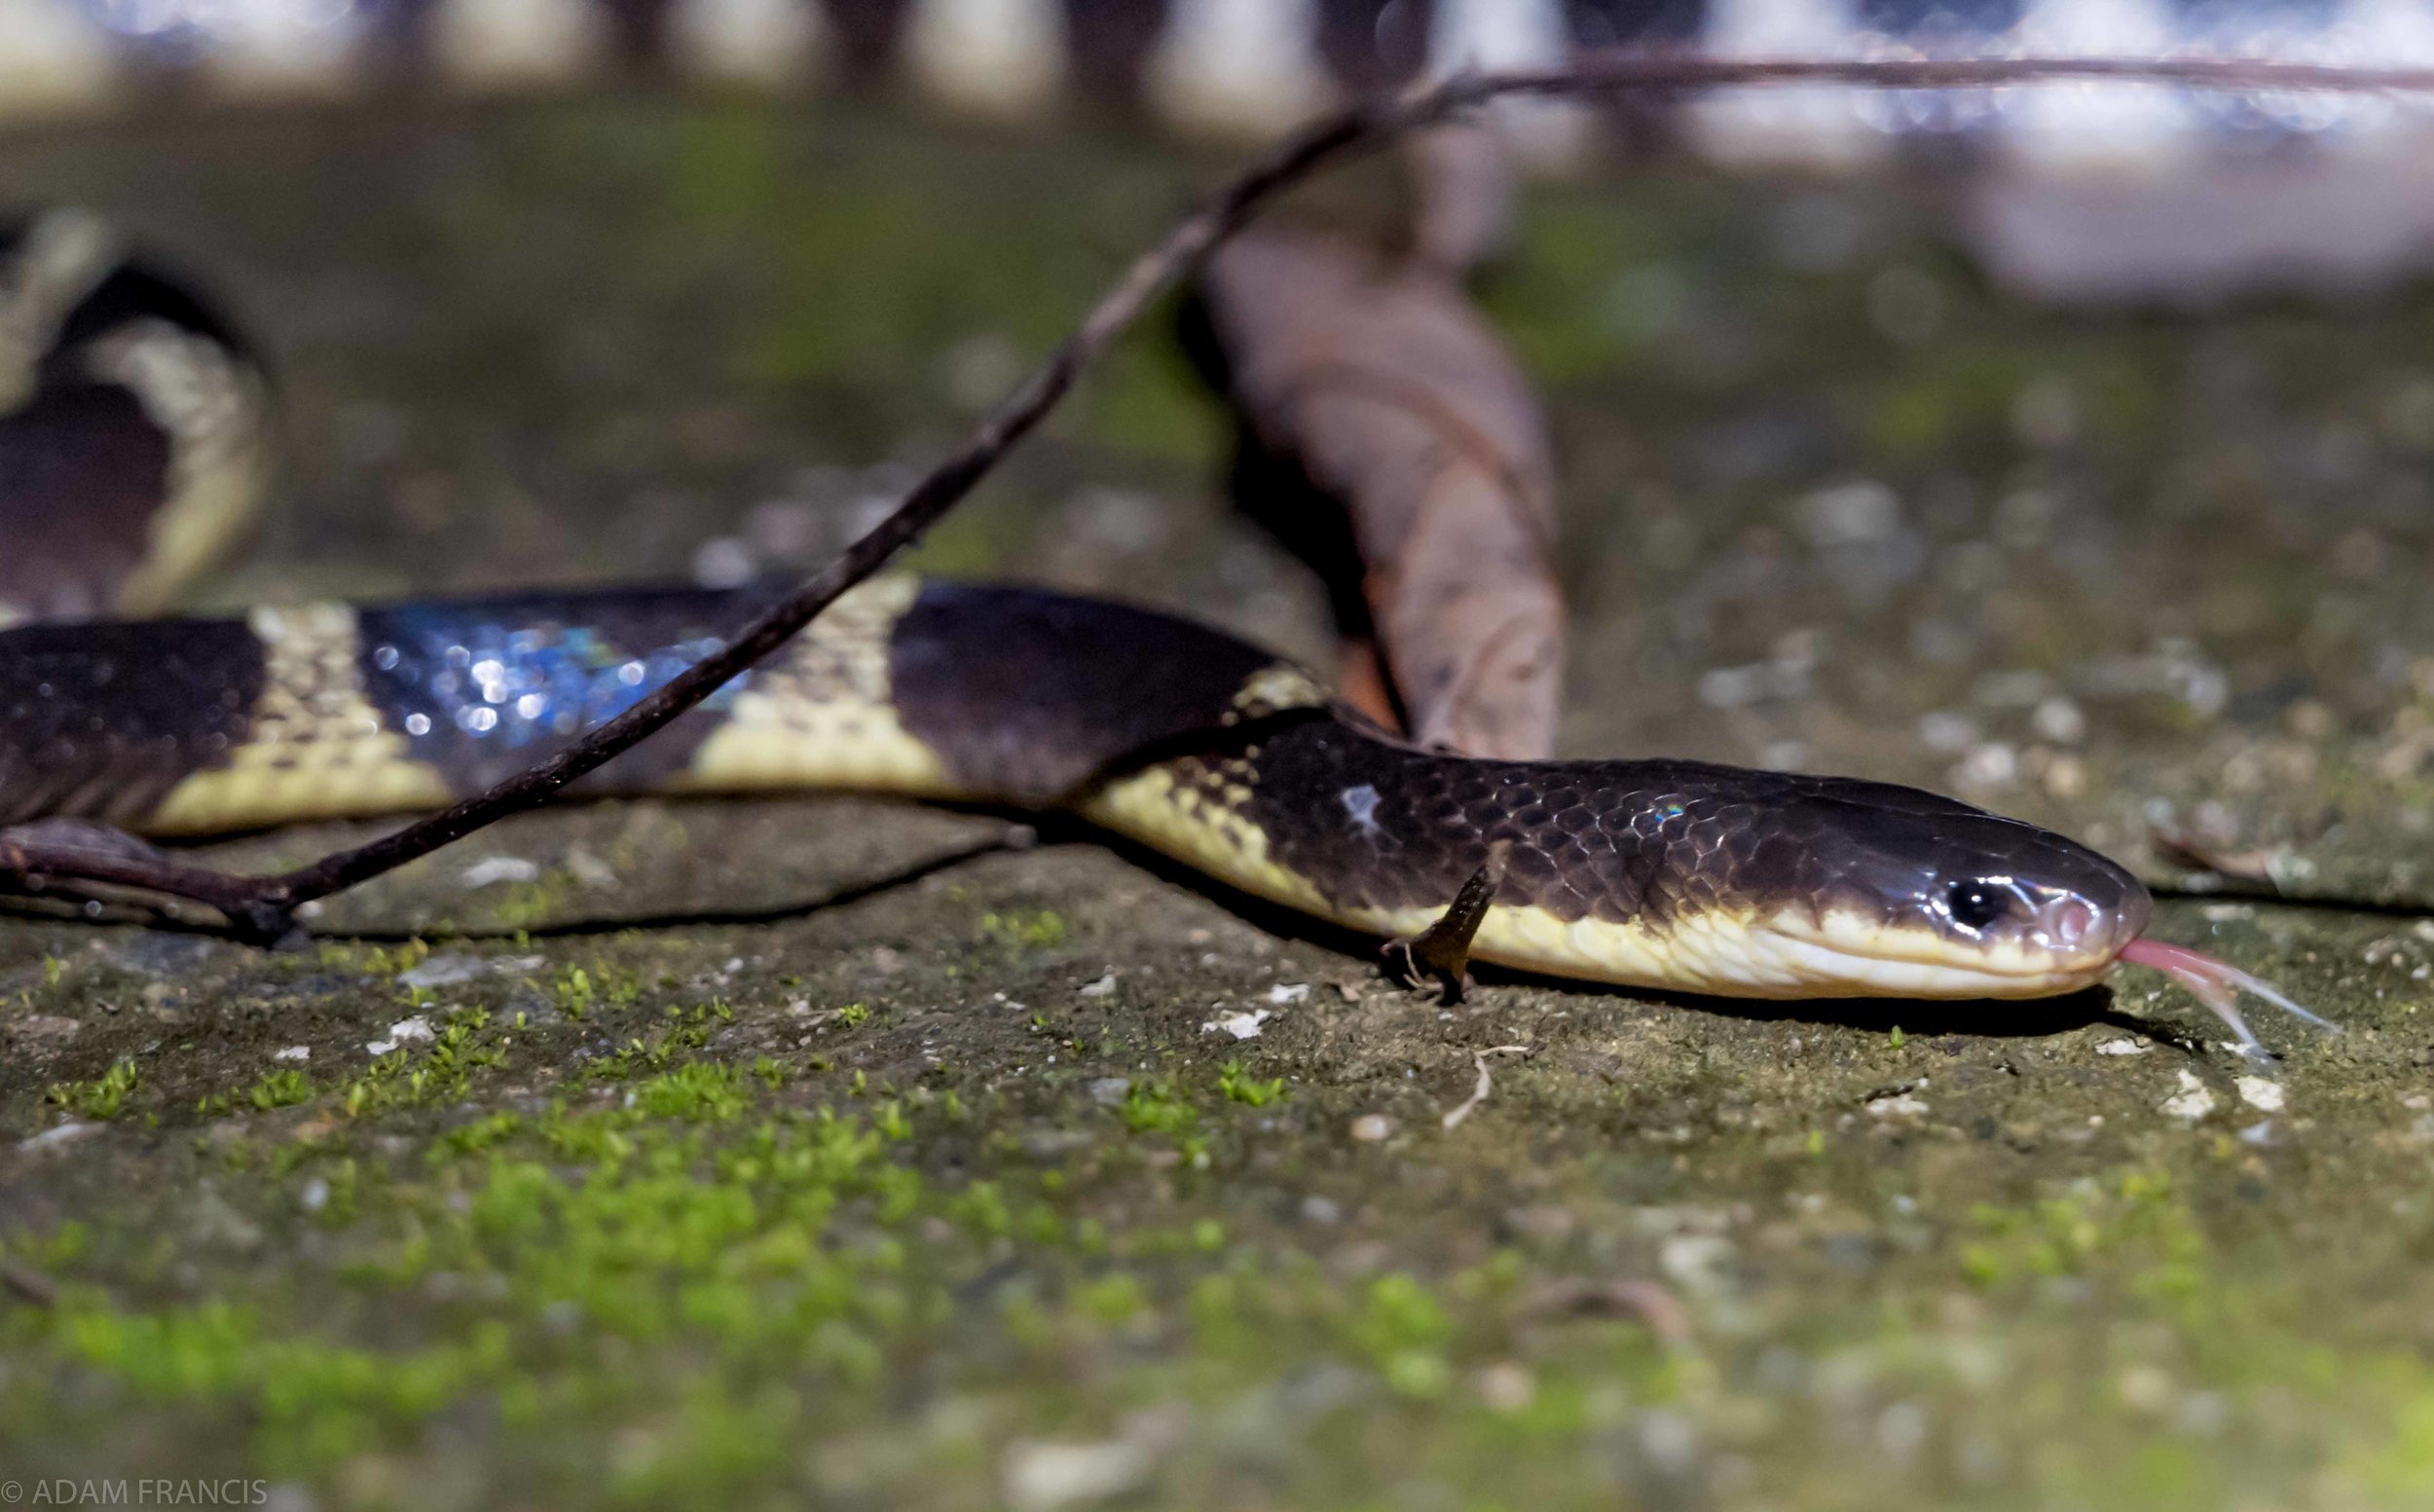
[1918,711,1980,754]
[1953,743,2018,790]
[1801,478,1902,544]
[1003,1437,1157,1512]
[691,535,757,588]
[1476,1362,1537,1412]
[2117,1365,2175,1416]
[1349,1114,1394,1142]
[2031,696,2086,745]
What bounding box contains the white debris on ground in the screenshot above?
[1199,1009,1272,1041]
[399,953,543,989]
[18,1122,102,1153]
[459,856,541,888]
[1001,1406,1187,1512]
[2096,1037,2151,1056]
[273,1046,310,1063]
[1659,1234,1738,1296]
[1266,982,1309,1005]
[1002,1438,1159,1512]
[1077,973,1118,998]
[2162,1070,2217,1121]
[563,845,619,889]
[367,1015,436,1056]
[1866,1091,1931,1119]
[2235,1076,2287,1112]
[400,954,484,988]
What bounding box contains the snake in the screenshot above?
[0,213,2329,1051]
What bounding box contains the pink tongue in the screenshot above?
[2116,938,2339,1058]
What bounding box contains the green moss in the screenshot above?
[1118,1078,1196,1137]
[45,1057,139,1120]
[313,940,431,977]
[1216,1059,1286,1107]
[583,1003,733,1084]
[477,870,582,932]
[551,963,644,1021]
[1957,1169,2198,1291]
[626,1064,754,1123]
[1345,1274,1457,1399]
[979,908,1068,951]
[197,1067,313,1117]
[336,1011,509,1118]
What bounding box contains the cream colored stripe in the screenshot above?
[676,575,962,800]
[143,603,455,834]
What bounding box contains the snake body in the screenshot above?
[0,210,2158,1005]
[0,572,2150,1000]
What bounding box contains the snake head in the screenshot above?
[1740,782,2153,1000]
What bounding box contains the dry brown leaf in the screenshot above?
[1198,228,1565,760]
[1514,1277,1692,1346]
[1398,120,1519,279]
[2149,827,2283,888]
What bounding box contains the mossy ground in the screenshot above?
[6,97,2434,1509]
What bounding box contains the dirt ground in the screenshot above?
[5,97,2434,1510]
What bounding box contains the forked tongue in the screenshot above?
[2116,938,2339,1060]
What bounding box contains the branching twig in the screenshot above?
[9,52,2434,938]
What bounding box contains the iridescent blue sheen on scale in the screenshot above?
[353,590,767,790]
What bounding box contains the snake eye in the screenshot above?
[1943,879,2015,934]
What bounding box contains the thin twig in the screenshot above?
[9,53,2434,936]
[0,827,285,938]
[1,1258,59,1309]
[1441,1044,1534,1130]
